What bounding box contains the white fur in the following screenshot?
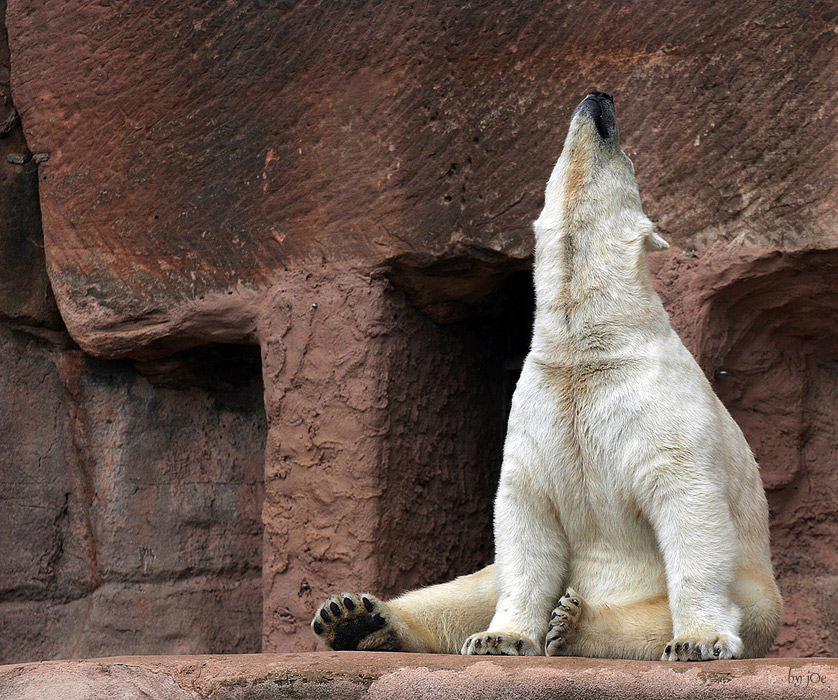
[466,100,779,657]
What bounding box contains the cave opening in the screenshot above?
[379,265,535,595]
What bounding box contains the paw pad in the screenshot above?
[311,592,399,651]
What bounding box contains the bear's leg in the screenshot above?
[462,477,569,656]
[732,566,783,658]
[312,564,498,653]
[637,463,747,660]
[547,568,782,660]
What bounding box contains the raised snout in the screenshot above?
[574,90,616,140]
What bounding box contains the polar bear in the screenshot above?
[311,91,783,660]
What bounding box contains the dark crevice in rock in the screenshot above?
[132,342,264,409]
[37,492,70,588]
[384,246,532,324]
[0,0,62,329]
[378,268,535,593]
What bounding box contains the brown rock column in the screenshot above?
[258,265,505,652]
[259,267,392,652]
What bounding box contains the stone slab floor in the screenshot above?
[1,653,837,700]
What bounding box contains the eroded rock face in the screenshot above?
[3,654,838,700]
[6,0,837,355]
[258,265,510,650]
[0,324,266,664]
[0,0,59,327]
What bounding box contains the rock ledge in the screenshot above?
[2,653,836,700]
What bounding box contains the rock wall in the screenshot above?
[0,0,836,662]
[0,325,266,664]
[5,0,835,353]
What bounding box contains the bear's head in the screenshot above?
[534,91,669,253]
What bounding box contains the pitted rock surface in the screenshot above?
[1,653,837,700]
[6,0,837,354]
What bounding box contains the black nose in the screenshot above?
[587,90,613,103]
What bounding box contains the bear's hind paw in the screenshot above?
[311,593,399,651]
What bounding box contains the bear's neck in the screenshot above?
[531,220,670,361]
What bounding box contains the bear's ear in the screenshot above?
[642,222,670,251]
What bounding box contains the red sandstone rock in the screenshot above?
[0,323,266,664]
[6,0,837,355]
[2,653,837,700]
[258,266,508,651]
[0,0,59,327]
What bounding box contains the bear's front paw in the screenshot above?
[461,631,541,656]
[661,633,743,661]
[545,588,584,656]
[311,593,399,651]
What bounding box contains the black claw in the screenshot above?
[362,597,374,612]
[571,599,579,606]
[330,602,341,616]
[344,597,356,611]
[516,640,524,651]
[320,609,332,623]
[713,645,722,657]
[683,643,690,652]
[665,645,672,655]
[313,621,323,635]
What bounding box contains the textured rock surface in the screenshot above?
[6,0,836,354]
[258,265,509,651]
[0,0,836,664]
[0,0,59,327]
[2,653,838,700]
[0,322,266,664]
